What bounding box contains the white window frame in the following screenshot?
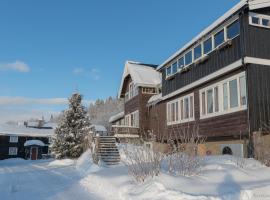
[249,12,270,29]
[142,87,158,94]
[167,93,194,125]
[200,72,247,119]
[124,110,139,128]
[165,17,240,78]
[9,136,18,143]
[9,147,18,156]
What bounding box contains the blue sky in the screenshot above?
[0,0,239,122]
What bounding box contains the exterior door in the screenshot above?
[31,147,38,160]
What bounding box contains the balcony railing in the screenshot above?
[111,125,140,138]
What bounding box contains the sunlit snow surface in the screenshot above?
[1,150,270,200]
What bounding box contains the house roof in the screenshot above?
[90,125,107,132]
[109,111,125,123]
[0,124,55,137]
[118,61,161,98]
[156,0,269,71]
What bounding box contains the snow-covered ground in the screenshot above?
[1,151,270,200]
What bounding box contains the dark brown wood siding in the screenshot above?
[161,25,243,96]
[149,70,249,141]
[243,7,270,59]
[246,64,270,133]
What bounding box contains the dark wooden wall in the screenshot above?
[246,64,270,133]
[149,69,249,142]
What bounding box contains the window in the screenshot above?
[229,79,238,108]
[166,66,172,77]
[223,83,228,110]
[239,76,247,106]
[262,18,270,27]
[194,44,202,60]
[9,147,17,156]
[178,57,184,70]
[172,62,177,74]
[9,136,18,143]
[200,72,247,119]
[249,12,270,29]
[185,50,193,66]
[206,89,213,114]
[142,87,158,94]
[214,30,225,48]
[128,82,138,100]
[227,20,240,39]
[252,16,260,25]
[167,93,194,125]
[125,111,139,127]
[203,38,212,55]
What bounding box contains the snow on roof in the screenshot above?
[157,0,248,71]
[24,140,45,147]
[249,0,270,10]
[109,111,124,123]
[0,124,55,137]
[90,125,107,132]
[118,61,161,98]
[147,94,163,106]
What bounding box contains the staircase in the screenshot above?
[95,136,121,165]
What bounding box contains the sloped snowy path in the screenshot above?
[0,159,100,200]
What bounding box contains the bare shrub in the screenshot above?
[122,143,164,183]
[166,125,206,176]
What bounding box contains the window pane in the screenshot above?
[262,18,270,27]
[214,30,225,48]
[178,57,184,69]
[180,100,184,120]
[172,62,177,74]
[184,98,189,119]
[229,79,239,108]
[194,44,202,60]
[223,83,228,110]
[252,17,260,25]
[239,76,247,106]
[204,38,212,54]
[171,103,175,122]
[207,89,213,114]
[227,20,240,39]
[185,51,193,66]
[190,96,194,118]
[175,102,179,121]
[214,87,219,112]
[166,66,171,76]
[202,92,206,115]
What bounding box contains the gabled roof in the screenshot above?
[118,61,161,98]
[157,0,270,71]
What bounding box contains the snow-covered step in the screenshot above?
[94,136,121,165]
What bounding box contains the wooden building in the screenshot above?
[110,0,270,157]
[0,123,55,160]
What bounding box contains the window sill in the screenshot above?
[194,54,210,65]
[217,39,232,51]
[200,106,247,120]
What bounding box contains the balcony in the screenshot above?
[111,125,140,138]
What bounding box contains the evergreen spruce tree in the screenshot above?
[52,93,91,159]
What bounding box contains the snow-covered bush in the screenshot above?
[122,144,164,183]
[253,132,270,166]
